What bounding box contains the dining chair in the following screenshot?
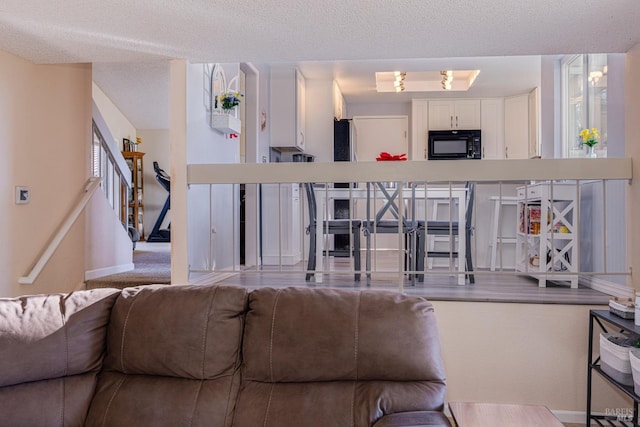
[304,183,362,281]
[416,182,475,283]
[361,182,422,281]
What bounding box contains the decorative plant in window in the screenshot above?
[579,128,600,147]
[217,91,244,112]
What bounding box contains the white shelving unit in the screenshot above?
[515,182,578,288]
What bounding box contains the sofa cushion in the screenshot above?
[87,284,248,427]
[0,373,99,427]
[84,372,241,427]
[0,288,120,426]
[237,287,447,427]
[0,288,119,387]
[233,380,448,427]
[242,287,446,382]
[102,284,247,379]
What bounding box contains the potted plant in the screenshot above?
[217,91,244,112]
[212,91,244,135]
[579,128,600,158]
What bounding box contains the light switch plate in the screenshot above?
[15,186,30,204]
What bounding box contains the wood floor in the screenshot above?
[192,257,612,306]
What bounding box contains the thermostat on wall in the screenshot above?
[15,186,30,204]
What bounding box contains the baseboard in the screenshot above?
[262,255,302,266]
[85,263,134,281]
[552,410,586,424]
[581,275,633,298]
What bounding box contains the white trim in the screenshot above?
[446,407,594,424]
[581,276,633,298]
[552,410,586,424]
[84,262,134,281]
[188,158,632,185]
[262,255,302,266]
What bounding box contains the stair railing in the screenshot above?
[19,177,102,285]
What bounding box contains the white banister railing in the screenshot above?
[186,158,633,294]
[19,177,102,285]
[188,158,632,184]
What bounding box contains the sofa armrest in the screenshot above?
[372,411,452,427]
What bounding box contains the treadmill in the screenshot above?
[147,161,171,242]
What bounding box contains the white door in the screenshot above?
[352,116,408,161]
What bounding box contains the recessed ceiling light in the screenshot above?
[375,70,481,93]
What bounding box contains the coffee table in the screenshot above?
[448,402,563,427]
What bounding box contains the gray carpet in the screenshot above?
[85,246,171,289]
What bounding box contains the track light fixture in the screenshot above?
[440,70,453,90]
[394,71,406,92]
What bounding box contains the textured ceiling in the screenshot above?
[3,0,639,128]
[2,0,639,64]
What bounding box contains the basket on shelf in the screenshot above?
[609,297,635,320]
[600,332,639,386]
[629,348,640,395]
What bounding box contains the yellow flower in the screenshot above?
[580,128,600,147]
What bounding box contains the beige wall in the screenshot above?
[434,301,627,417]
[0,51,92,297]
[169,60,189,283]
[626,44,640,291]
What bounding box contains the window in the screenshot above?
[91,120,129,226]
[561,54,608,158]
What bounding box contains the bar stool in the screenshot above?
[427,199,455,269]
[488,195,518,271]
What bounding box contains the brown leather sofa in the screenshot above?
[0,284,450,427]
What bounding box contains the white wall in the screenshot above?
[85,190,134,279]
[92,82,137,149]
[0,51,92,297]
[254,63,271,164]
[86,84,136,279]
[607,54,626,158]
[186,62,240,273]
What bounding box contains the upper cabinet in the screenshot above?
[270,67,306,151]
[428,99,481,130]
[480,98,505,160]
[504,93,530,159]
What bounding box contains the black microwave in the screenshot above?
[428,129,481,160]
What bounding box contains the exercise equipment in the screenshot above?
[128,226,140,250]
[147,161,171,242]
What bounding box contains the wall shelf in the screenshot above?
[211,112,241,135]
[122,151,145,240]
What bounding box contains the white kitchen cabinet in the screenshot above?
[504,93,530,159]
[480,98,505,159]
[411,99,429,159]
[262,183,302,265]
[270,67,306,151]
[428,99,481,130]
